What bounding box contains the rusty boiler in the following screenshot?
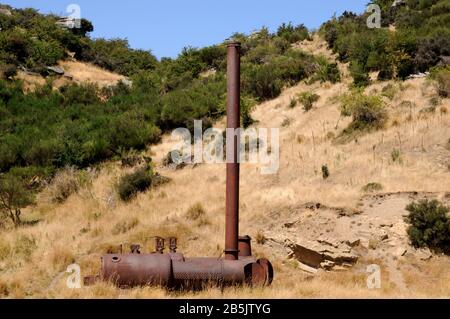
[84,42,274,289]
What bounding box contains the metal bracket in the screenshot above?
[155,237,165,254]
[168,237,177,253]
[130,244,141,254]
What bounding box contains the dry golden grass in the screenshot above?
[1,36,449,299]
[14,60,125,93]
[58,60,125,87]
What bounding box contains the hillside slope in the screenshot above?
[0,36,449,299]
[15,60,126,92]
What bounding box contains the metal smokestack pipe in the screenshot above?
[225,42,241,261]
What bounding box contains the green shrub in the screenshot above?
[242,63,283,100]
[362,182,383,192]
[25,39,65,68]
[117,166,153,201]
[0,64,17,80]
[391,149,402,163]
[242,50,315,101]
[431,67,450,98]
[289,97,297,108]
[276,22,310,43]
[281,117,292,127]
[240,95,256,128]
[349,61,370,87]
[321,165,330,179]
[381,83,398,100]
[340,91,387,132]
[297,91,320,111]
[81,38,157,76]
[59,83,100,106]
[404,199,450,253]
[414,32,450,73]
[111,217,139,235]
[311,56,341,83]
[109,112,161,150]
[185,202,206,221]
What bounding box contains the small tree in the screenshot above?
[0,172,34,227]
[404,199,450,254]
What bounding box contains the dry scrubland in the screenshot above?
[0,36,449,299]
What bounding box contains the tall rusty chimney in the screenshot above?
[85,41,273,289]
[225,42,241,261]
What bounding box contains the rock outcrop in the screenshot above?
[266,234,359,270]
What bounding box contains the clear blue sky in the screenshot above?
[3,0,369,59]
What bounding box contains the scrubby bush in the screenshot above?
[109,112,161,150]
[79,38,157,76]
[404,199,450,254]
[185,202,210,226]
[391,149,403,164]
[111,217,139,235]
[340,91,387,132]
[242,49,316,101]
[0,64,17,80]
[117,166,153,201]
[242,63,283,100]
[349,61,370,87]
[297,91,320,112]
[311,56,341,83]
[59,83,100,106]
[25,39,65,68]
[321,165,330,179]
[281,117,292,127]
[414,31,450,73]
[362,182,383,193]
[185,202,206,221]
[46,167,90,203]
[381,83,399,100]
[120,149,149,168]
[431,67,450,98]
[276,22,310,43]
[289,97,297,108]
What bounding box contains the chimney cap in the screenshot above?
[226,41,241,48]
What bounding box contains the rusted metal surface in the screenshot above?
[257,258,274,286]
[238,235,252,257]
[244,262,266,286]
[97,252,272,288]
[84,41,274,289]
[102,253,172,287]
[225,41,241,261]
